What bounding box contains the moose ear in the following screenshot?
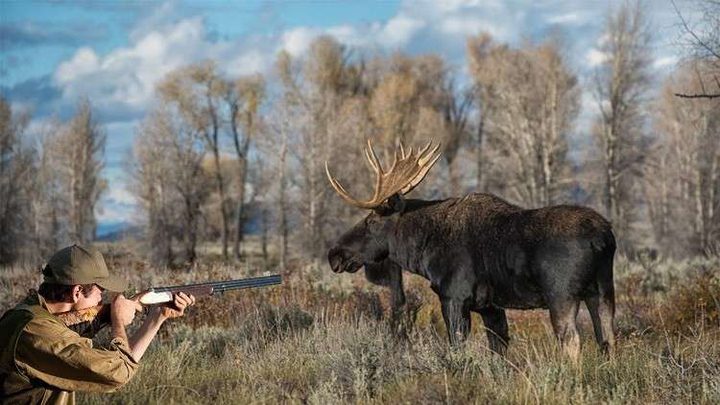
[374,194,406,215]
[386,194,406,213]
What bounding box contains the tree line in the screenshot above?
[1,99,105,264]
[1,1,718,266]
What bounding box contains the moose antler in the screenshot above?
[325,139,441,209]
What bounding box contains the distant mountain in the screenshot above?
[95,221,143,242]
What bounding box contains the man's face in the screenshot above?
[72,284,103,310]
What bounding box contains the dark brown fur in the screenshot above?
[329,192,616,358]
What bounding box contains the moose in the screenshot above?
[326,140,616,359]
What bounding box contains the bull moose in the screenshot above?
[326,140,616,359]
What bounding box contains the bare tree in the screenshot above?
[226,74,265,259]
[466,33,494,191]
[592,1,652,249]
[369,54,446,149]
[439,77,474,195]
[265,86,293,270]
[131,110,176,266]
[0,97,35,264]
[158,61,232,260]
[276,37,364,257]
[54,99,107,245]
[672,0,720,98]
[31,120,67,259]
[468,34,579,208]
[131,107,209,265]
[648,67,720,256]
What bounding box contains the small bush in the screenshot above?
[658,270,720,333]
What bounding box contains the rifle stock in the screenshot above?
[58,274,282,337]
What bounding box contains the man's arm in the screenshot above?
[109,294,138,351]
[15,319,140,393]
[127,292,194,360]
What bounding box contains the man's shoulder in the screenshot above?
[0,306,36,343]
[23,313,73,335]
[2,300,81,344]
[17,314,92,359]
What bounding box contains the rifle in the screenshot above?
[58,274,282,337]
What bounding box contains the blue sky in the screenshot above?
[0,0,693,233]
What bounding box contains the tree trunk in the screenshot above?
[233,157,247,259]
[448,158,461,196]
[279,125,288,271]
[604,125,618,222]
[212,147,229,260]
[476,115,485,190]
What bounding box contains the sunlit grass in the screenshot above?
[2,244,718,404]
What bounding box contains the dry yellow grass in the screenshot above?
[1,242,719,404]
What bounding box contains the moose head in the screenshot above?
[326,140,441,274]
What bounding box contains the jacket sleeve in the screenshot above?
[14,317,140,393]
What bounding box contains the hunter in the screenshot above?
[0,244,195,404]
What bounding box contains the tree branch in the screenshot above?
[673,92,720,98]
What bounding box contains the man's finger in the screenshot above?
[177,293,193,306]
[173,295,188,310]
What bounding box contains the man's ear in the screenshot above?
[71,285,82,303]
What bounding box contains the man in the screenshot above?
[0,244,195,404]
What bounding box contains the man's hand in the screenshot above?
[150,292,195,321]
[110,294,142,326]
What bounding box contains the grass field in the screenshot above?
[1,243,719,404]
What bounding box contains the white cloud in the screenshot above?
[402,0,503,17]
[53,17,208,117]
[439,16,502,38]
[439,16,481,36]
[280,27,321,57]
[55,47,99,83]
[653,55,677,69]
[586,49,607,66]
[326,25,366,47]
[381,15,426,47]
[547,12,581,24]
[226,49,270,77]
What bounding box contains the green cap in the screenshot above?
[42,244,127,292]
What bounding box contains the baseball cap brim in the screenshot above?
[94,274,127,292]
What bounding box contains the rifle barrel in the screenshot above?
[152,275,282,294]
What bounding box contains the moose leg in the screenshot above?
[365,260,407,336]
[585,295,615,355]
[440,298,471,346]
[478,306,510,355]
[548,299,581,362]
[597,291,616,354]
[585,296,604,351]
[388,266,406,331]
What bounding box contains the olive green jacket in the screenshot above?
[0,293,139,404]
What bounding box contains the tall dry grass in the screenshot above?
[1,242,719,404]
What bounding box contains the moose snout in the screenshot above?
[328,247,345,273]
[328,246,363,273]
